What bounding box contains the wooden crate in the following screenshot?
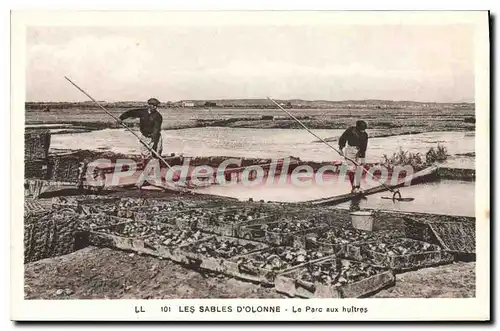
[404,218,476,261]
[194,212,273,237]
[344,238,455,272]
[240,211,342,246]
[275,257,395,298]
[88,231,151,255]
[87,219,171,257]
[266,225,329,248]
[120,200,223,219]
[225,246,329,286]
[132,209,200,230]
[403,218,440,244]
[125,204,254,233]
[141,226,214,263]
[429,222,476,261]
[305,237,345,256]
[77,214,132,232]
[177,235,269,273]
[304,228,398,257]
[88,219,165,241]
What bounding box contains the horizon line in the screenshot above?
[25,98,475,104]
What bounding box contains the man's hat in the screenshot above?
[147,98,160,106]
[356,120,367,130]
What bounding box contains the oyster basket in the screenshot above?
[194,210,274,237]
[304,228,400,257]
[141,227,214,263]
[224,246,331,286]
[77,214,132,232]
[265,225,330,248]
[429,221,476,262]
[121,201,233,219]
[177,235,270,274]
[132,209,200,230]
[88,219,167,256]
[344,238,455,272]
[274,256,396,298]
[240,211,340,246]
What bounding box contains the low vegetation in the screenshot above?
[381,144,448,170]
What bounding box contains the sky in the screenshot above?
[26,25,475,103]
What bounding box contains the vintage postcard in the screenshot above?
[11,10,490,321]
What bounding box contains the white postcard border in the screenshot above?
[10,10,490,321]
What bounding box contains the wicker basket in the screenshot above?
[25,129,51,161]
[24,210,80,263]
[403,217,439,244]
[429,222,476,261]
[25,160,50,179]
[48,153,84,184]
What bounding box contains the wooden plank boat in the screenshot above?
[306,165,439,206]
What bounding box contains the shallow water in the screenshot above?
[337,180,475,217]
[438,156,475,169]
[26,123,74,128]
[193,179,475,217]
[192,173,360,203]
[50,127,475,168]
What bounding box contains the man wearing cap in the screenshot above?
[119,98,163,162]
[338,120,368,193]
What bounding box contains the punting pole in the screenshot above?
[267,97,414,202]
[64,76,194,192]
[64,76,173,170]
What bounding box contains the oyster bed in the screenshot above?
[26,196,472,297]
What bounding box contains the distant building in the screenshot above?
[182,101,195,107]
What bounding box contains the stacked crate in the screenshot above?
[25,128,86,193]
[48,152,84,184]
[24,129,51,180]
[403,217,476,261]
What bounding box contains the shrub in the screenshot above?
[381,144,448,170]
[425,144,448,164]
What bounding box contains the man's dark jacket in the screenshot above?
[119,108,163,151]
[338,127,368,158]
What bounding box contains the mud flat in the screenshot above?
[23,186,476,299]
[26,103,475,136]
[24,247,474,299]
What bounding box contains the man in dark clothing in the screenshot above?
[119,98,163,161]
[338,120,368,193]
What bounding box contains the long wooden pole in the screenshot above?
[64,76,173,170]
[267,97,405,196]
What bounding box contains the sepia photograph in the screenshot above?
[11,10,490,321]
